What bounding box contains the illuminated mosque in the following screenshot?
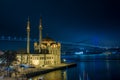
[16,18,61,67]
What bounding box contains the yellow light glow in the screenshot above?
[53,44,56,48]
[32,60,39,65]
[34,42,37,46]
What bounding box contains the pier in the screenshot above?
[20,63,76,78]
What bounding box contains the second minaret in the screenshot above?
[27,17,30,54]
[39,17,42,53]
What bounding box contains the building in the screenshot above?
[16,18,61,67]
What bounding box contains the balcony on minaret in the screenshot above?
[27,27,30,30]
[27,27,30,32]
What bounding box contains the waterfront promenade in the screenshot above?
[20,63,76,78]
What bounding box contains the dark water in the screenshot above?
[29,60,120,80]
[77,61,120,80]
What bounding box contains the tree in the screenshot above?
[3,51,17,66]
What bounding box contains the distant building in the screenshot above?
[16,17,61,67]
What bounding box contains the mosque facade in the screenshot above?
[16,18,61,67]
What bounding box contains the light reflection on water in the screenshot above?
[78,61,120,80]
[28,61,120,80]
[29,70,67,80]
[28,66,78,80]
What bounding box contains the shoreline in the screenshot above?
[21,63,77,78]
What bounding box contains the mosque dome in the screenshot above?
[42,36,54,42]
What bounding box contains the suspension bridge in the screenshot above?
[0,36,107,48]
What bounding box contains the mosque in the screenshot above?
[16,18,61,67]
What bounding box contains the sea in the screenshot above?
[28,60,120,80]
[0,40,120,80]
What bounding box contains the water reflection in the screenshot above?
[29,70,67,80]
[106,60,110,80]
[78,61,120,80]
[28,66,78,80]
[28,61,120,80]
[79,62,90,80]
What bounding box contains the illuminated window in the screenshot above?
[32,60,39,65]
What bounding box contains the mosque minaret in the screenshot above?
[26,17,30,54]
[16,17,61,67]
[39,17,42,53]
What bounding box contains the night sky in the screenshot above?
[0,0,120,47]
